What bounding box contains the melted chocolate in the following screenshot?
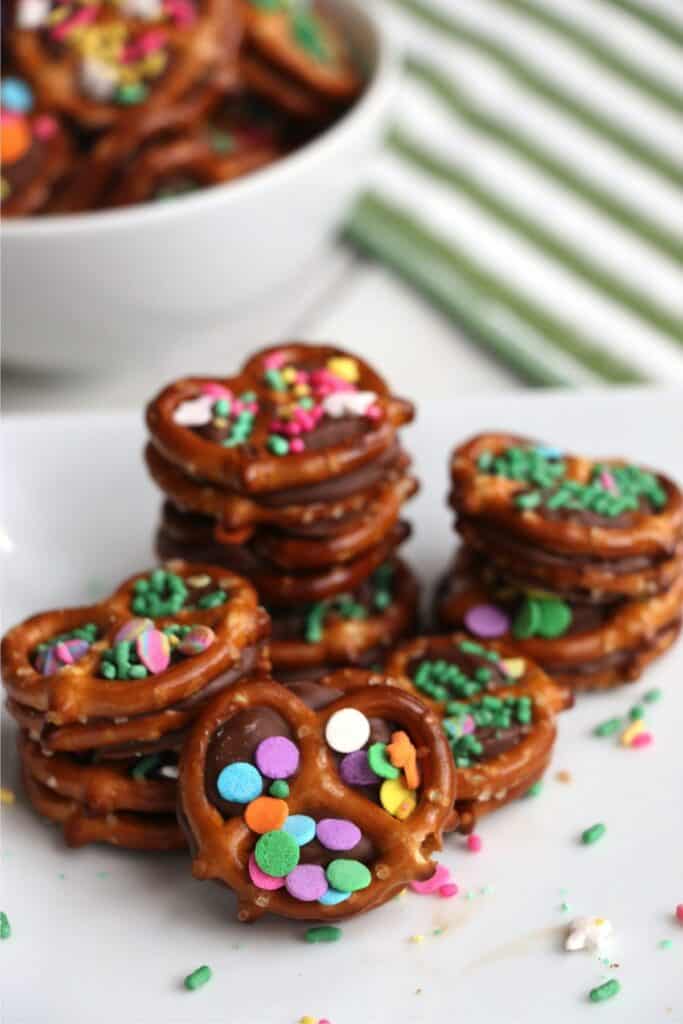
[206,707,292,816]
[476,723,531,760]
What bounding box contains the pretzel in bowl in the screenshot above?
[385,633,564,831]
[178,672,455,922]
[435,548,683,692]
[450,433,683,603]
[7,0,243,132]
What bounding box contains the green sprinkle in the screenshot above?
[269,780,289,798]
[0,912,10,939]
[184,965,212,991]
[643,688,662,704]
[254,830,299,877]
[304,925,342,944]
[131,754,162,780]
[581,823,606,845]
[589,979,620,1003]
[267,434,290,456]
[512,598,542,638]
[116,82,148,105]
[516,491,542,509]
[629,705,645,721]
[264,369,287,392]
[594,717,622,737]
[526,781,543,797]
[367,742,400,780]
[326,859,371,893]
[560,901,571,912]
[197,590,227,609]
[213,398,231,417]
[290,9,329,61]
[659,939,673,950]
[209,130,234,155]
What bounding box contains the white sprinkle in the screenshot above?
[118,0,163,16]
[15,0,50,28]
[325,708,370,754]
[79,58,119,102]
[322,391,377,419]
[159,765,179,780]
[565,917,613,952]
[173,395,215,427]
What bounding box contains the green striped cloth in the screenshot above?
[344,0,683,387]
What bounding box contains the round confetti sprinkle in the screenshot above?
[178,625,215,655]
[325,708,370,754]
[379,778,417,820]
[316,818,362,852]
[339,750,377,786]
[318,887,351,906]
[326,859,371,893]
[248,853,285,891]
[304,925,342,943]
[537,599,572,639]
[216,762,262,804]
[136,628,170,674]
[1,77,33,113]
[464,604,510,638]
[467,834,483,853]
[254,830,300,878]
[113,618,154,645]
[283,814,316,847]
[286,864,328,902]
[244,797,288,834]
[367,743,400,780]
[255,736,300,780]
[269,780,290,798]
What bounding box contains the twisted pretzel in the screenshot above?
[179,673,455,922]
[146,343,414,493]
[0,106,72,216]
[239,48,332,119]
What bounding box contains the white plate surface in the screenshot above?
[2,390,682,1024]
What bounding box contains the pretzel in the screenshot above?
[157,505,410,605]
[7,0,242,132]
[21,768,185,850]
[269,558,419,677]
[0,91,72,216]
[451,433,683,602]
[1,560,268,724]
[238,0,360,100]
[179,673,455,922]
[146,343,414,493]
[239,48,332,120]
[435,548,683,692]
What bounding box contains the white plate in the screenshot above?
[2,390,682,1024]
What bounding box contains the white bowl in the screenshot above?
[1,0,397,371]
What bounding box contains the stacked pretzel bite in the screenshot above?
[1,562,269,850]
[1,0,361,215]
[435,433,683,693]
[146,342,420,680]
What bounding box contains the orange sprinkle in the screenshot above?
[1,117,31,165]
[244,796,288,834]
[387,730,420,790]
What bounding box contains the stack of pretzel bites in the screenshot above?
[1,562,269,850]
[435,433,683,694]
[146,342,420,681]
[1,0,361,215]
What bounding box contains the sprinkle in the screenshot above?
[676,905,683,924]
[643,689,662,704]
[560,901,571,912]
[629,705,645,720]
[326,859,371,893]
[299,1017,317,1024]
[173,394,214,426]
[0,788,16,806]
[136,629,170,674]
[33,114,58,140]
[439,884,458,898]
[254,830,300,878]
[282,815,316,847]
[319,888,351,906]
[248,853,285,891]
[113,618,154,644]
[1,77,34,113]
[286,864,328,902]
[581,823,606,845]
[593,717,622,738]
[217,762,262,804]
[367,742,400,780]
[305,926,342,943]
[255,736,300,780]
[184,965,212,991]
[589,979,620,1003]
[565,917,613,951]
[621,719,646,747]
[178,625,215,655]
[268,434,290,456]
[526,781,543,797]
[386,731,420,789]
[0,912,10,939]
[659,939,673,950]
[130,754,162,780]
[316,819,361,852]
[631,732,653,749]
[555,770,572,784]
[339,750,377,786]
[325,708,370,754]
[467,833,483,853]
[410,934,425,944]
[322,391,377,419]
[269,780,290,798]
[409,863,451,895]
[379,778,417,820]
[464,604,510,639]
[501,657,526,679]
[244,797,289,834]
[327,356,359,382]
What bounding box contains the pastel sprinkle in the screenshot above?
[367,742,400,780]
[173,394,214,426]
[439,883,459,898]
[184,965,212,991]
[316,818,362,852]
[178,624,215,655]
[255,736,300,780]
[325,708,370,754]
[467,834,483,853]
[0,78,33,113]
[581,823,606,845]
[621,719,646,747]
[254,830,300,878]
[643,689,662,704]
[526,781,543,797]
[0,912,10,939]
[318,887,351,906]
[0,788,16,805]
[136,628,170,674]
[248,853,285,891]
[113,618,154,644]
[379,778,416,820]
[593,717,622,737]
[410,934,425,944]
[659,939,673,950]
[285,864,328,902]
[217,762,262,804]
[244,797,288,834]
[464,603,510,638]
[269,780,290,798]
[675,904,683,923]
[631,732,653,749]
[501,657,526,679]
[629,704,645,720]
[283,815,316,847]
[589,979,620,1003]
[304,925,342,943]
[409,862,451,895]
[326,859,371,893]
[339,750,377,786]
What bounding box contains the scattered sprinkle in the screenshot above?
[560,901,571,912]
[409,862,451,895]
[0,912,10,939]
[643,688,662,704]
[304,926,342,944]
[565,916,613,951]
[410,934,425,944]
[299,1017,316,1024]
[629,705,645,721]
[526,781,543,797]
[439,883,458,898]
[621,719,646,747]
[676,904,683,924]
[0,788,15,805]
[581,823,606,846]
[593,717,622,738]
[555,770,572,784]
[96,871,109,879]
[631,732,653,749]
[184,965,212,991]
[467,833,483,853]
[589,979,620,1003]
[659,939,673,950]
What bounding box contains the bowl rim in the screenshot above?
[3,0,398,240]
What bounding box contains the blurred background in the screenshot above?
[2,0,683,411]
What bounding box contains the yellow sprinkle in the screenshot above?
[0,788,15,805]
[282,367,298,383]
[621,719,645,747]
[212,417,228,428]
[380,778,417,820]
[299,1017,316,1024]
[141,51,166,76]
[294,384,310,397]
[410,934,425,944]
[327,356,359,383]
[501,657,526,679]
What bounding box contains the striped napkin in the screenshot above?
[345,0,683,387]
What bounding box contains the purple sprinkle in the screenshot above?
[339,750,377,786]
[255,736,300,780]
[285,864,328,902]
[316,818,362,852]
[464,604,510,639]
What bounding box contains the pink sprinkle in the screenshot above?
[600,470,618,494]
[290,439,305,453]
[33,115,58,141]
[439,883,459,899]
[51,5,96,39]
[262,350,287,370]
[248,854,285,891]
[631,732,653,748]
[365,404,382,421]
[409,862,451,895]
[201,383,231,399]
[232,400,244,415]
[246,402,258,414]
[296,371,309,384]
[286,422,302,436]
[54,642,74,665]
[676,904,683,924]
[164,0,196,26]
[136,28,166,54]
[467,834,483,853]
[0,111,21,126]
